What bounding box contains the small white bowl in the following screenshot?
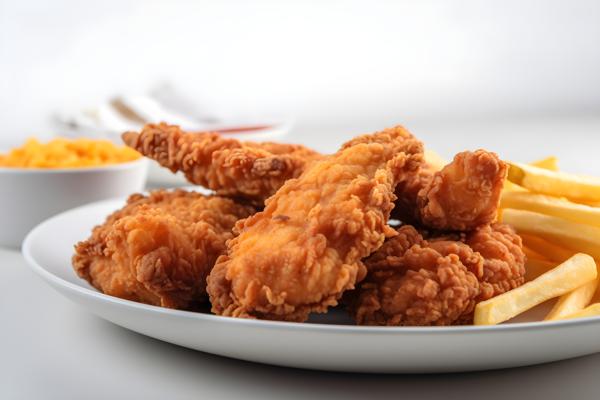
[0,158,148,248]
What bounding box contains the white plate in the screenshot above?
[22,198,600,373]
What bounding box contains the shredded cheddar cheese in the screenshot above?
[0,138,141,168]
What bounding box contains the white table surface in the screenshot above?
[2,118,600,399]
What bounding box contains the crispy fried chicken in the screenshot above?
[394,150,508,231]
[207,126,423,322]
[122,123,323,203]
[349,223,526,326]
[73,190,254,309]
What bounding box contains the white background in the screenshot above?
[2,2,600,398]
[1,0,599,152]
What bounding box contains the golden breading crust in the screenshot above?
[394,150,508,231]
[348,223,526,326]
[72,190,255,309]
[207,126,423,322]
[122,123,324,203]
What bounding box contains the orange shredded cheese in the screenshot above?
[0,137,141,168]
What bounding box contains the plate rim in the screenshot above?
[22,195,600,336]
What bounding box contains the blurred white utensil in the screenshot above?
[53,84,292,186]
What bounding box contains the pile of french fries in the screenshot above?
[474,157,600,325]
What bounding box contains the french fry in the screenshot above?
[560,303,600,321]
[507,161,600,202]
[523,246,550,262]
[545,274,599,321]
[503,157,557,192]
[525,258,557,281]
[520,233,574,262]
[474,254,597,325]
[496,155,600,324]
[578,200,600,208]
[501,209,600,259]
[503,180,524,192]
[530,156,559,171]
[501,191,600,227]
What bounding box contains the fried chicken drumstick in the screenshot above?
[348,223,526,326]
[207,126,423,322]
[122,123,324,203]
[73,190,255,309]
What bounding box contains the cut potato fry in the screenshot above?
[501,209,600,259]
[474,254,597,325]
[424,149,446,172]
[503,180,524,192]
[507,162,600,202]
[494,154,600,324]
[525,258,557,281]
[520,233,574,262]
[531,156,559,171]
[503,157,557,192]
[561,303,600,321]
[501,191,600,227]
[545,274,599,321]
[523,246,550,263]
[578,200,600,208]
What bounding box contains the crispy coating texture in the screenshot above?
[207,126,423,322]
[349,223,525,326]
[122,123,323,203]
[463,223,527,302]
[394,150,508,231]
[418,150,508,230]
[72,190,255,309]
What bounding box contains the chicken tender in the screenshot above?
[207,126,423,322]
[73,190,255,309]
[122,123,323,203]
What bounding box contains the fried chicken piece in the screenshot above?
[73,190,255,309]
[462,223,527,302]
[418,150,508,230]
[122,123,324,203]
[394,150,508,231]
[207,126,423,322]
[349,223,525,326]
[349,226,481,326]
